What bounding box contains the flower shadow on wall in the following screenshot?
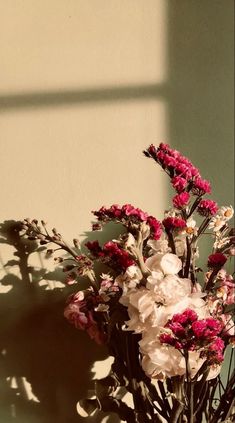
[0,220,111,423]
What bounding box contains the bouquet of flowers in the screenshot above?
[22,143,234,423]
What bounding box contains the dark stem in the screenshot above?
[167,232,176,254]
[184,237,192,278]
[187,195,203,218]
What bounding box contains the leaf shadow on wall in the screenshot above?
[0,220,112,423]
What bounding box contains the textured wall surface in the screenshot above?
[0,1,233,422]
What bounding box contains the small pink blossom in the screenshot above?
[207,337,225,363]
[192,318,222,340]
[122,204,148,221]
[175,163,194,180]
[159,333,175,345]
[171,309,198,325]
[173,192,190,209]
[147,216,162,240]
[197,199,218,216]
[85,240,104,257]
[167,322,186,337]
[162,154,178,168]
[171,176,188,193]
[103,241,134,270]
[159,142,172,153]
[162,217,186,232]
[219,274,235,305]
[192,177,211,195]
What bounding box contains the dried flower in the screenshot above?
[162,217,186,231]
[207,253,227,268]
[197,199,218,216]
[172,192,190,209]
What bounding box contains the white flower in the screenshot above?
[209,216,226,232]
[147,274,192,305]
[116,265,142,294]
[146,253,182,275]
[125,265,142,281]
[127,288,156,323]
[208,206,233,232]
[218,206,234,221]
[119,285,158,333]
[186,217,198,236]
[147,234,170,255]
[140,336,185,379]
[140,336,220,380]
[213,236,230,250]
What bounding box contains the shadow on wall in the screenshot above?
[0,221,113,423]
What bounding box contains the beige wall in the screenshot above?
[0,0,168,235]
[0,1,233,423]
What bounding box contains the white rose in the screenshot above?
[146,253,182,275]
[147,274,192,305]
[141,340,185,379]
[123,305,147,333]
[119,287,157,332]
[128,288,156,323]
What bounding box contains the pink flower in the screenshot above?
[219,275,235,305]
[109,204,122,217]
[103,241,134,270]
[192,318,222,340]
[159,142,172,153]
[85,240,104,257]
[192,177,211,195]
[147,216,162,240]
[208,253,227,268]
[162,154,177,168]
[171,309,198,325]
[146,144,158,157]
[171,176,188,193]
[173,192,190,209]
[64,291,107,345]
[122,204,148,220]
[167,322,186,337]
[175,163,194,180]
[156,150,166,163]
[162,217,186,232]
[207,337,225,363]
[197,199,218,216]
[159,333,175,345]
[64,302,88,330]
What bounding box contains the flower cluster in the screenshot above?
[160,310,225,365]
[93,203,162,240]
[144,144,219,219]
[86,240,134,271]
[22,143,235,423]
[64,290,107,344]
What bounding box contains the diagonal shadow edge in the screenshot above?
[0,83,167,112]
